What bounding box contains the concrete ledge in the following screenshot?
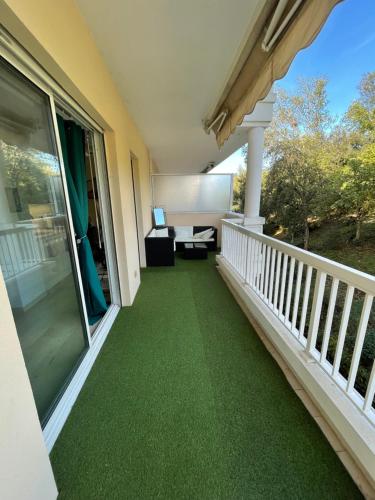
[216,255,375,498]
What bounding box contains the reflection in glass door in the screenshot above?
[0,58,88,424]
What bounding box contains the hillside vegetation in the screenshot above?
[265,219,375,276]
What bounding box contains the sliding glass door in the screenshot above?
[0,58,88,423]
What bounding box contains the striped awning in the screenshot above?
[207,0,342,148]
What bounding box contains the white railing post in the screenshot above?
[347,294,373,393]
[320,278,339,362]
[244,235,250,284]
[291,262,303,333]
[278,253,288,318]
[259,242,266,294]
[264,245,271,300]
[306,270,327,352]
[284,257,295,324]
[332,285,354,378]
[273,250,282,312]
[299,265,313,340]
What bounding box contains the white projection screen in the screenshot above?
[152,174,233,212]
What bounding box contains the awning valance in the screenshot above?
[208,0,342,148]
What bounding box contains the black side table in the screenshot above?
[183,243,208,260]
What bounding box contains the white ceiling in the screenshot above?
[76,0,266,172]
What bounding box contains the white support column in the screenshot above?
[243,126,266,232]
[238,89,275,233]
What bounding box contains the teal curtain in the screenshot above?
[57,116,108,325]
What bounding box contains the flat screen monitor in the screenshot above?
[153,207,166,227]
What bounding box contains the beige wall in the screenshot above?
[1,0,153,305]
[0,1,155,498]
[0,273,58,500]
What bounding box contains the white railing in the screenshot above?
[0,218,66,280]
[221,219,375,424]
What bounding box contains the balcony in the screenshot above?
[50,251,365,498]
[2,1,375,498]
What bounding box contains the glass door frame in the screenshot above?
[92,131,121,311]
[0,27,121,449]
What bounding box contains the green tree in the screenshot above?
[236,74,375,246]
[263,141,326,249]
[333,72,375,239]
[346,71,375,140]
[334,143,375,240]
[262,78,332,249]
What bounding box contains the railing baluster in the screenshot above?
[320,278,339,362]
[235,230,239,271]
[299,265,313,339]
[284,257,295,324]
[251,239,260,288]
[242,233,247,279]
[347,294,373,393]
[244,236,251,284]
[247,237,253,285]
[268,248,276,305]
[237,233,242,275]
[291,261,303,333]
[18,232,26,271]
[243,234,248,279]
[0,239,9,278]
[221,226,226,257]
[306,270,327,351]
[231,228,235,266]
[278,253,288,318]
[234,230,238,270]
[273,251,282,312]
[251,239,257,288]
[239,232,242,274]
[259,243,267,295]
[229,228,232,263]
[239,233,243,277]
[232,228,236,267]
[7,234,19,276]
[263,244,271,300]
[332,285,354,378]
[254,240,262,292]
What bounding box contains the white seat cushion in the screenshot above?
[193,228,212,239]
[174,226,193,238]
[200,229,214,241]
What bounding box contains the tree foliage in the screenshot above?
[233,73,375,248]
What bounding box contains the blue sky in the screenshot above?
[212,0,375,174]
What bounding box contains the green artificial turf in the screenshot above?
[51,254,362,499]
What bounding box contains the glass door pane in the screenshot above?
[0,58,88,424]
